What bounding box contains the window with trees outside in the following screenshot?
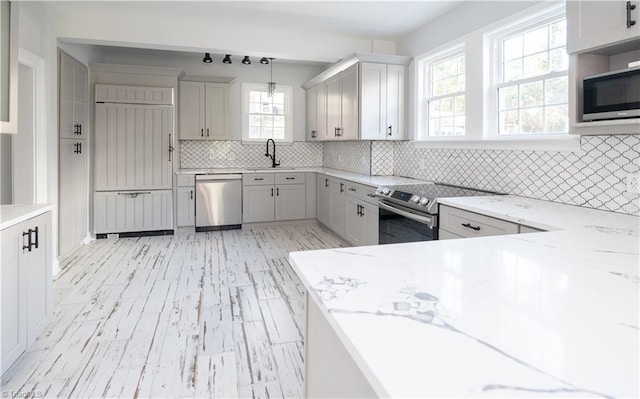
[494,17,568,135]
[242,83,293,143]
[426,52,466,137]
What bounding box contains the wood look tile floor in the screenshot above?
[1,223,347,398]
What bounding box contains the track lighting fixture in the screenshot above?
[260,57,269,65]
[242,56,251,65]
[202,53,213,63]
[223,54,232,64]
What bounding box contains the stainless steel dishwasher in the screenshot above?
[195,174,242,231]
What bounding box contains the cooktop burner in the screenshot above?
[375,183,502,214]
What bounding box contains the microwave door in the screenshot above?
[583,69,640,121]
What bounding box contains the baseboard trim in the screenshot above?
[242,219,318,228]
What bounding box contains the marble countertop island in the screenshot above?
[289,195,639,398]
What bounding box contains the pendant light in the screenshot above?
[222,54,232,64]
[202,53,213,63]
[267,57,276,97]
[242,56,251,65]
[259,57,269,65]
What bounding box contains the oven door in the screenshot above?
[378,200,437,245]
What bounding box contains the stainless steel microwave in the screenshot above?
[583,67,640,122]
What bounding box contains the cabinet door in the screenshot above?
[179,81,206,140]
[344,196,365,246]
[386,64,406,140]
[59,138,87,256]
[95,103,173,190]
[242,185,275,223]
[360,63,387,140]
[325,75,341,139]
[25,213,52,345]
[340,64,359,140]
[306,87,318,140]
[329,179,346,235]
[94,190,174,234]
[177,187,195,227]
[59,52,75,139]
[205,83,228,140]
[362,202,379,246]
[567,0,640,53]
[317,176,331,226]
[73,139,88,246]
[316,84,328,140]
[73,61,89,139]
[1,223,27,374]
[275,184,306,221]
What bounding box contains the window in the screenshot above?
[493,15,568,135]
[427,52,466,137]
[242,83,293,143]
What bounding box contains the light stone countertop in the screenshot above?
[176,167,427,187]
[0,204,54,230]
[289,195,640,398]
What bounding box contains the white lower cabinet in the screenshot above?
[439,204,545,239]
[176,174,195,227]
[59,138,88,256]
[242,173,307,223]
[94,190,173,234]
[317,174,379,247]
[1,211,52,376]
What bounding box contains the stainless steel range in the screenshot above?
[374,183,500,244]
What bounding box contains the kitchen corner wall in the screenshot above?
[180,140,323,169]
[394,135,640,215]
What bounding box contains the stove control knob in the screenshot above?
[381,187,391,195]
[411,195,420,203]
[419,197,429,206]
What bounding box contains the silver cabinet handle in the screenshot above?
[118,191,151,199]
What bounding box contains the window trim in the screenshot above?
[416,43,466,141]
[241,83,293,144]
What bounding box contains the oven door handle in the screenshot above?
[378,201,435,227]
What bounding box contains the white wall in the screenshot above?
[95,47,327,142]
[47,1,384,63]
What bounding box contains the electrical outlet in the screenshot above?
[627,173,640,194]
[209,149,216,160]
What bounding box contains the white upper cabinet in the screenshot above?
[179,81,229,140]
[567,0,640,53]
[0,0,18,134]
[360,63,406,140]
[59,51,89,139]
[303,54,410,141]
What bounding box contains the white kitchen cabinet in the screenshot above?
[0,1,18,134]
[1,211,52,376]
[94,190,173,234]
[567,0,640,54]
[95,103,173,191]
[344,182,379,246]
[59,51,88,139]
[360,63,406,140]
[306,86,318,140]
[176,187,195,227]
[242,173,307,223]
[329,178,347,236]
[439,205,519,239]
[58,138,88,256]
[317,176,331,226]
[179,81,229,140]
[324,64,359,140]
[176,174,195,227]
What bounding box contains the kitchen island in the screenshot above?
[289,195,639,398]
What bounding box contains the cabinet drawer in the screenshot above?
[439,205,519,238]
[177,174,195,187]
[243,173,275,186]
[346,182,378,205]
[275,173,306,185]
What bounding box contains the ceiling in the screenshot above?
[209,1,465,40]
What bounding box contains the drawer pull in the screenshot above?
[254,178,264,181]
[118,191,151,199]
[366,193,376,198]
[461,222,481,231]
[285,177,295,180]
[348,187,356,192]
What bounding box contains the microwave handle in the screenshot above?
[378,201,435,227]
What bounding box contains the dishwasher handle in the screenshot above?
[195,174,242,181]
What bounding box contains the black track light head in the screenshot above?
[223,54,232,64]
[202,53,213,63]
[242,56,251,65]
[260,57,269,65]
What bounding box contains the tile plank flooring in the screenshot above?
[1,223,346,398]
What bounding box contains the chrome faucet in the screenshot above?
[265,139,280,168]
